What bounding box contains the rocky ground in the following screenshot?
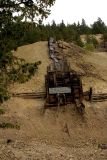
[0,41,107,160]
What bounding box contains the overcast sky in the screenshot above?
[43,0,107,26]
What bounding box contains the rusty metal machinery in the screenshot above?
[45,70,85,111]
[12,37,107,114]
[45,37,85,113]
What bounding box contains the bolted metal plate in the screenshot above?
[49,87,71,94]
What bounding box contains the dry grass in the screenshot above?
[0,41,107,160]
[10,41,51,93]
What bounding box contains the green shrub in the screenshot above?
[8,60,41,83]
[86,35,98,48]
[0,87,10,103]
[84,43,95,51]
[91,37,98,48]
[0,109,5,115]
[75,37,84,47]
[0,123,20,129]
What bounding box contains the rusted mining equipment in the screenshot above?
[45,69,85,113]
[45,37,85,113]
[12,37,107,113]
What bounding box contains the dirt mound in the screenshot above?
[66,47,107,93]
[10,41,50,93]
[0,41,107,159]
[55,40,107,93]
[80,34,103,44]
[0,98,107,160]
[70,43,86,55]
[56,40,86,58]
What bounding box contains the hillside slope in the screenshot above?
[0,41,107,160]
[10,41,50,93]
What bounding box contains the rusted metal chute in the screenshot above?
[44,37,85,113]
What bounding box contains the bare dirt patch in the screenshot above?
[10,41,50,93]
[0,41,107,160]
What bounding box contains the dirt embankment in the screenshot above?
[53,40,107,93]
[0,41,107,160]
[10,41,51,93]
[80,34,103,44]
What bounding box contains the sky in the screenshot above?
[43,0,107,26]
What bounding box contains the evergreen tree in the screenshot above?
[0,0,56,102]
[79,19,91,34]
[0,0,55,54]
[91,17,106,34]
[103,32,107,48]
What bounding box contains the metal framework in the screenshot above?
[45,38,85,113]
